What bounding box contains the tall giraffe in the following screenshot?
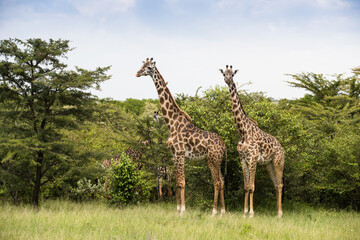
[136,58,227,215]
[220,65,285,218]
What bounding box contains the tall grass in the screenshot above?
[0,200,359,240]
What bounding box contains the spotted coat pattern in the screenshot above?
[137,58,227,215]
[220,65,285,218]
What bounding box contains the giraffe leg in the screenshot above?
[265,158,284,217]
[266,162,278,216]
[157,176,163,201]
[273,152,285,218]
[173,151,186,214]
[248,161,257,218]
[209,163,220,216]
[219,168,226,216]
[179,167,186,215]
[241,159,250,218]
[175,175,181,212]
[175,161,186,215]
[175,171,185,214]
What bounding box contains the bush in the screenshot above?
[109,153,152,206]
[70,178,105,201]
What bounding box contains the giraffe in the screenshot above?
[102,154,120,199]
[220,65,285,218]
[124,146,144,169]
[156,165,173,200]
[136,58,227,215]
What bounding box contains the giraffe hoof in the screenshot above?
[220,209,226,216]
[179,207,185,216]
[212,209,218,216]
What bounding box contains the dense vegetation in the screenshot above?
[1,38,359,211]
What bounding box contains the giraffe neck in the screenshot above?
[227,81,255,135]
[151,67,191,132]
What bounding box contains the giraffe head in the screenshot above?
[219,65,238,85]
[136,58,156,77]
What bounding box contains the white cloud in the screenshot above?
[315,0,350,9]
[215,0,238,8]
[70,0,135,16]
[214,0,352,13]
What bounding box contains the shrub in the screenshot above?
[109,153,152,206]
[70,178,105,201]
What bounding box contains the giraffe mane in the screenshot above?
[155,68,192,122]
[231,81,258,126]
[247,115,258,126]
[172,92,192,122]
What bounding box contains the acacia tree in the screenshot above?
[0,38,110,208]
[287,70,360,209]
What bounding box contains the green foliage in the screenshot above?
[0,38,110,207]
[119,98,159,116]
[0,151,33,205]
[109,153,152,205]
[285,70,360,209]
[70,178,105,201]
[286,72,342,101]
[118,101,174,201]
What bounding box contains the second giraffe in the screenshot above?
[220,65,285,218]
[136,58,227,215]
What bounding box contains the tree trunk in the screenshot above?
[33,151,43,210]
[11,191,18,205]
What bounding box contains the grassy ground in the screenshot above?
[0,200,359,240]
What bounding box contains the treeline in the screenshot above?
[0,39,359,210]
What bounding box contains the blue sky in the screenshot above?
[1,0,360,100]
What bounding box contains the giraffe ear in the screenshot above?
[233,70,238,75]
[151,61,156,67]
[219,69,224,74]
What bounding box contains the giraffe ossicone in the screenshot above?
[220,65,285,218]
[136,58,227,215]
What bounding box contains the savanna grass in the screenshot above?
[0,200,359,239]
